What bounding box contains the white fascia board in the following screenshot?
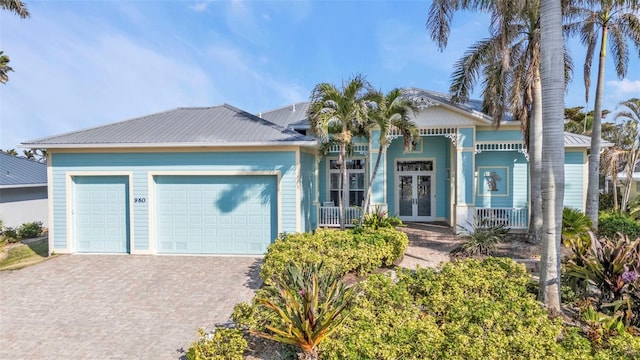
[0,183,47,189]
[20,141,319,149]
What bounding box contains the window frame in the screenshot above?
[326,157,366,207]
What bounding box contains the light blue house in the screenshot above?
[22,89,596,255]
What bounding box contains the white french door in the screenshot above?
[396,161,435,221]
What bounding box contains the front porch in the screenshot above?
[318,204,528,230]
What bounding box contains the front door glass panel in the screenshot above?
[417,175,431,216]
[399,175,413,217]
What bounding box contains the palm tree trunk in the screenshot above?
[528,73,543,244]
[585,25,608,228]
[360,145,384,225]
[621,154,638,211]
[339,143,348,231]
[538,0,564,311]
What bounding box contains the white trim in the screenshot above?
[46,157,54,255]
[477,166,510,197]
[295,151,301,232]
[66,171,134,254]
[22,141,318,149]
[394,158,437,221]
[324,157,367,207]
[148,170,281,255]
[0,183,47,189]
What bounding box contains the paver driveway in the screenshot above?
[0,255,262,359]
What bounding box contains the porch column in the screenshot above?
[369,130,386,211]
[456,127,475,229]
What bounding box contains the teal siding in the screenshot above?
[564,151,585,210]
[476,129,523,142]
[459,128,475,148]
[386,136,450,218]
[300,152,317,232]
[460,151,474,204]
[318,157,328,203]
[50,151,297,253]
[474,151,529,208]
[372,152,385,204]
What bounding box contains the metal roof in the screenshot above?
[563,132,613,148]
[22,104,317,148]
[258,87,511,130]
[0,153,47,188]
[403,87,505,123]
[259,102,311,129]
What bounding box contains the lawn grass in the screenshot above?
[0,239,50,271]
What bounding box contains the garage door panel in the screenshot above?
[155,175,276,254]
[74,176,129,253]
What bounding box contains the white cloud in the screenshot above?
[189,1,213,12]
[607,79,640,97]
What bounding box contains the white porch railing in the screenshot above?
[475,207,528,229]
[319,206,362,227]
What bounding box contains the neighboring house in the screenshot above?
[0,153,48,228]
[606,160,640,200]
[22,88,601,255]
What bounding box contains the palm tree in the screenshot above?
[613,98,640,212]
[307,75,375,230]
[601,145,624,210]
[566,0,640,228]
[1,0,30,18]
[1,0,30,84]
[0,51,13,84]
[427,0,572,244]
[539,0,565,311]
[359,88,418,225]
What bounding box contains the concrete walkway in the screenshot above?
[397,222,461,269]
[0,255,262,359]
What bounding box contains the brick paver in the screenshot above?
[0,255,262,359]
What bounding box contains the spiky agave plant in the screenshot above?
[252,263,354,360]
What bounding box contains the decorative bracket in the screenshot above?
[444,132,461,148]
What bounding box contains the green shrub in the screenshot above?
[185,327,247,360]
[323,258,574,359]
[16,221,43,239]
[252,263,354,360]
[629,196,640,220]
[599,192,622,212]
[1,226,19,243]
[598,212,640,240]
[260,228,408,282]
[320,273,443,360]
[404,258,566,359]
[359,206,404,230]
[452,221,509,256]
[565,232,640,329]
[563,207,593,246]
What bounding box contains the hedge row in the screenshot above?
[260,227,408,282]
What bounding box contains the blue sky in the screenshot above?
[1,0,638,150]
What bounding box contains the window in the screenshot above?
[328,159,365,207]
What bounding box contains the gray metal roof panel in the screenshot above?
[259,102,311,128]
[0,153,47,187]
[563,132,613,148]
[22,104,316,147]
